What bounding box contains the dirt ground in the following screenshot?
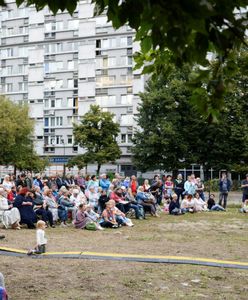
[0,206,248,299]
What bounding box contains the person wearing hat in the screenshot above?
[241,174,248,205]
[70,188,86,208]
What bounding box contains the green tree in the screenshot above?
[0,96,48,172]
[132,51,248,173]
[73,105,121,174]
[10,0,248,118]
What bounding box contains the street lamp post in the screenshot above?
[61,138,66,177]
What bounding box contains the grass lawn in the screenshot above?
[1,206,248,299]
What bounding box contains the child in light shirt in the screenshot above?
[27,220,47,255]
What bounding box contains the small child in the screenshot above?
[27,220,47,255]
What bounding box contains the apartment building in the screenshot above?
[0,0,146,175]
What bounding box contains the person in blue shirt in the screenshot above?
[99,174,110,191]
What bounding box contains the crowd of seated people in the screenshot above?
[0,172,231,231]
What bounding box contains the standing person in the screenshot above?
[25,172,33,190]
[164,175,174,198]
[196,177,205,201]
[142,179,150,192]
[184,175,197,196]
[241,174,248,205]
[27,220,47,255]
[174,174,184,203]
[219,172,231,209]
[130,175,138,196]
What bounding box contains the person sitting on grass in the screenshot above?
[74,203,102,230]
[240,199,248,213]
[194,192,208,212]
[136,186,158,217]
[181,194,195,213]
[99,200,120,228]
[85,185,99,212]
[107,200,134,227]
[43,189,59,223]
[207,194,225,211]
[13,187,37,229]
[169,194,183,215]
[0,187,21,229]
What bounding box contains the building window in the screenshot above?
[67,116,72,125]
[56,117,63,126]
[67,98,73,107]
[67,79,73,88]
[50,99,55,108]
[6,83,13,92]
[56,98,62,108]
[127,134,133,143]
[121,134,126,143]
[67,135,73,144]
[127,36,133,46]
[68,60,74,70]
[50,117,55,127]
[44,118,49,127]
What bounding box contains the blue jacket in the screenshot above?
[99,179,110,191]
[219,179,231,192]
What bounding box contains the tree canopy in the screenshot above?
[8,0,248,118]
[132,50,248,173]
[0,96,48,172]
[73,104,121,174]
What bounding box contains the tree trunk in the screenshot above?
[97,164,101,175]
[14,165,17,177]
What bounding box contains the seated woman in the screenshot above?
[98,189,109,213]
[207,194,225,211]
[58,190,76,226]
[85,186,99,211]
[194,192,208,212]
[74,203,102,230]
[110,187,130,213]
[99,200,120,228]
[108,200,134,227]
[125,187,144,219]
[136,186,158,217]
[13,187,37,229]
[0,188,21,229]
[43,189,59,223]
[28,190,55,228]
[181,194,195,213]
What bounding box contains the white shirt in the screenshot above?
[36,229,47,245]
